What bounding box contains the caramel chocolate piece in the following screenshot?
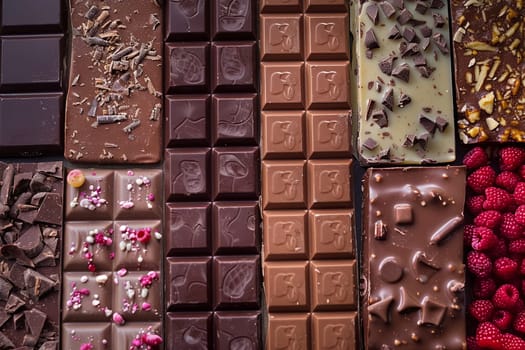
[363,166,466,349]
[65,0,163,163]
[353,0,456,164]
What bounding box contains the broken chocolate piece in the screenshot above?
[365,29,380,49]
[391,63,410,82]
[371,109,389,128]
[382,88,394,111]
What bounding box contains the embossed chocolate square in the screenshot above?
[309,209,354,259]
[213,255,260,310]
[260,0,301,13]
[309,260,356,311]
[260,14,303,61]
[264,261,309,312]
[212,147,258,200]
[213,312,261,349]
[114,170,162,220]
[165,148,211,202]
[212,0,255,39]
[165,0,208,40]
[165,203,211,255]
[305,14,349,60]
[267,313,310,350]
[165,42,210,94]
[212,42,256,92]
[304,0,347,12]
[166,312,212,349]
[307,159,352,209]
[166,94,210,148]
[166,257,212,311]
[212,93,257,146]
[263,210,308,261]
[1,0,64,34]
[112,220,162,270]
[262,160,306,209]
[112,271,162,321]
[262,111,305,159]
[261,62,304,110]
[305,61,350,109]
[311,312,357,350]
[212,201,259,254]
[307,110,351,158]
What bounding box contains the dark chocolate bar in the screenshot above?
[362,166,466,349]
[62,168,163,348]
[65,0,163,163]
[0,161,63,348]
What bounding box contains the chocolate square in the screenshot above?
[166,257,212,311]
[309,209,354,259]
[114,170,162,220]
[213,256,260,309]
[262,111,305,159]
[166,312,212,349]
[261,62,304,110]
[305,61,350,109]
[305,14,349,60]
[311,312,357,350]
[112,271,161,322]
[306,110,351,158]
[212,147,258,200]
[260,14,303,61]
[212,41,256,92]
[165,203,211,256]
[307,159,352,209]
[263,210,308,261]
[267,313,310,350]
[310,260,356,311]
[264,261,309,312]
[213,311,261,350]
[165,148,211,202]
[212,201,259,255]
[212,93,257,146]
[212,0,255,40]
[165,0,208,41]
[165,42,210,94]
[165,94,210,148]
[1,0,63,34]
[262,160,306,209]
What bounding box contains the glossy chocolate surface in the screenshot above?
[363,166,466,349]
[0,0,63,34]
[0,161,63,348]
[451,1,525,143]
[63,168,163,347]
[65,0,163,163]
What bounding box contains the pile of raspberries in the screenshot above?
[465,146,525,349]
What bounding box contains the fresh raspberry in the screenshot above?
[500,147,525,171]
[493,257,519,281]
[519,165,525,180]
[483,187,513,211]
[514,182,525,206]
[496,171,520,192]
[515,205,525,225]
[472,227,499,251]
[475,210,503,229]
[514,312,525,334]
[468,251,493,278]
[469,299,495,322]
[475,278,498,299]
[502,332,525,350]
[468,166,497,193]
[500,213,523,240]
[465,224,476,246]
[509,239,525,254]
[487,239,508,260]
[476,322,503,349]
[468,195,487,215]
[492,284,520,310]
[468,336,483,350]
[492,310,513,331]
[463,146,489,169]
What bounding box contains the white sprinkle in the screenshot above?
[80,275,89,283]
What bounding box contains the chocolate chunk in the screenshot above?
[369,296,393,323]
[391,63,410,82]
[12,173,31,196]
[372,109,389,127]
[433,12,445,27]
[420,25,432,38]
[1,245,34,268]
[380,259,404,283]
[397,286,421,312]
[378,55,397,75]
[387,25,401,40]
[415,1,429,14]
[374,220,388,240]
[403,134,417,148]
[377,147,391,160]
[24,309,46,338]
[430,0,444,9]
[402,27,418,43]
[366,99,376,120]
[15,226,43,258]
[380,1,396,18]
[0,332,14,349]
[420,37,431,51]
[23,269,55,300]
[34,193,61,225]
[415,132,430,149]
[13,312,24,330]
[390,0,404,10]
[432,33,449,54]
[413,54,427,67]
[29,173,51,194]
[7,264,26,289]
[397,8,413,25]
[382,88,394,111]
[397,92,412,108]
[419,114,437,134]
[394,203,413,224]
[22,334,37,347]
[367,3,380,24]
[435,116,448,132]
[417,64,436,78]
[0,279,12,301]
[363,138,379,151]
[365,29,380,49]
[5,294,24,314]
[0,312,9,329]
[400,42,420,57]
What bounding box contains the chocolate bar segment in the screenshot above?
[0,161,63,348]
[352,0,455,164]
[451,1,525,143]
[62,168,163,348]
[65,0,163,163]
[362,166,466,349]
[1,0,64,34]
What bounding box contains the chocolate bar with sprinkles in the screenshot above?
[65,0,163,163]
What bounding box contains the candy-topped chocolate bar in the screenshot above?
[65,0,163,163]
[352,0,456,164]
[0,161,63,348]
[362,166,466,349]
[452,1,525,143]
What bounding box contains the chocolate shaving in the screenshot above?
[84,5,99,20]
[123,119,141,133]
[96,114,127,124]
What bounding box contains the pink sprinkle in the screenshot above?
[109,252,115,260]
[142,334,163,346]
[79,288,90,296]
[112,312,125,325]
[118,268,128,277]
[141,302,151,311]
[147,271,158,279]
[105,237,113,246]
[127,170,134,176]
[147,193,155,201]
[80,343,93,350]
[131,338,142,347]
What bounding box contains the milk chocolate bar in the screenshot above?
[65,0,163,163]
[62,168,163,348]
[452,1,525,143]
[362,166,466,349]
[0,0,65,156]
[352,0,456,164]
[0,161,63,348]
